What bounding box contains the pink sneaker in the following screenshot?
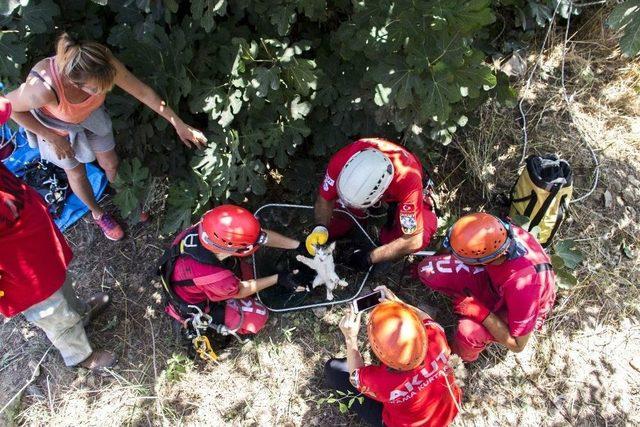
[94,212,124,241]
[139,210,151,223]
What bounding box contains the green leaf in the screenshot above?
[0,0,24,15]
[550,254,565,270]
[219,89,243,128]
[191,0,227,33]
[495,71,517,107]
[607,0,640,56]
[162,180,199,234]
[296,0,327,20]
[556,268,578,290]
[270,5,296,36]
[446,0,496,32]
[0,32,27,79]
[20,0,60,34]
[284,59,317,96]
[113,188,139,218]
[338,402,348,413]
[554,239,583,270]
[251,67,280,98]
[190,80,226,119]
[374,83,392,106]
[396,73,421,110]
[163,0,178,14]
[529,1,553,27]
[290,96,311,120]
[621,240,636,259]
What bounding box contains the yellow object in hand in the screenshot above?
[305,225,329,255]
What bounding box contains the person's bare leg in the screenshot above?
[94,149,119,183]
[65,164,104,219]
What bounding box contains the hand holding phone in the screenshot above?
[351,290,384,314]
[374,285,400,303]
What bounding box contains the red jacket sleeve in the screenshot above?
[395,178,425,236]
[353,365,386,402]
[503,271,542,337]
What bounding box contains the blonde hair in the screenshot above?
[55,33,116,93]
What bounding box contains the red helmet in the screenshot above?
[0,97,11,125]
[198,205,265,257]
[367,301,427,371]
[446,212,511,265]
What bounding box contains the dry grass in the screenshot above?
[1,6,640,427]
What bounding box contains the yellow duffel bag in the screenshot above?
[509,155,573,247]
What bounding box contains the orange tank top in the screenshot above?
[41,57,106,124]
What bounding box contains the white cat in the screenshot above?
[296,242,348,301]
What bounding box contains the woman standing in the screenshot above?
[5,33,207,240]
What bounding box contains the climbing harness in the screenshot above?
[21,160,69,218]
[183,304,248,363]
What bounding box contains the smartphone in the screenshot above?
[352,291,383,314]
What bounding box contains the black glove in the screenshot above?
[348,248,373,272]
[274,244,315,276]
[277,270,312,293]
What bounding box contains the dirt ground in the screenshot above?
[1,9,639,427]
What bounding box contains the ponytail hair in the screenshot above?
[55,32,116,93]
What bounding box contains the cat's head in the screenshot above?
[314,241,336,262]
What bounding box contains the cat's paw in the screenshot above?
[338,280,348,288]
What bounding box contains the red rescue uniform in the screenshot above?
[352,319,461,427]
[319,138,437,249]
[165,226,268,335]
[418,225,556,361]
[0,163,73,317]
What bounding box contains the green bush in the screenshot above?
[1,0,512,233]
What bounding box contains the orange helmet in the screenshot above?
[445,212,512,265]
[198,205,266,257]
[367,301,427,371]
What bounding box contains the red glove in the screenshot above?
[453,295,491,323]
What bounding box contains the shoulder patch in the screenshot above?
[400,213,417,234]
[322,172,335,192]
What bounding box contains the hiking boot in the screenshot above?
[79,350,117,372]
[83,292,111,326]
[94,212,124,241]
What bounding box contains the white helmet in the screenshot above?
[337,149,394,209]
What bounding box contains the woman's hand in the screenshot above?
[174,120,208,149]
[339,308,362,344]
[374,285,401,303]
[48,135,75,160]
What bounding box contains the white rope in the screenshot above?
[560,2,601,203]
[519,1,600,203]
[518,1,562,165]
[444,372,463,414]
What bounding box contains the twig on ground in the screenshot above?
[0,345,52,416]
[46,375,53,416]
[515,358,575,426]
